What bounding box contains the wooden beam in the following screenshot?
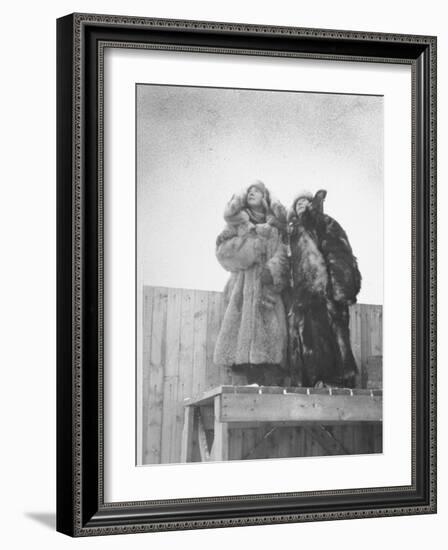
[198,405,214,430]
[184,385,224,407]
[197,410,211,462]
[180,406,195,463]
[220,393,382,423]
[211,396,229,461]
[186,384,382,405]
[304,425,348,455]
[243,427,278,460]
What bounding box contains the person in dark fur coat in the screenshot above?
[213,181,289,386]
[287,189,361,388]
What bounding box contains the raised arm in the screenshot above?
[216,225,265,272]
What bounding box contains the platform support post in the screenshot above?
[181,405,195,463]
[211,395,229,461]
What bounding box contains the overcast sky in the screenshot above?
[137,84,383,305]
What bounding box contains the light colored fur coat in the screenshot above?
[213,194,289,367]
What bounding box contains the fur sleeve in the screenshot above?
[223,193,249,225]
[216,230,265,272]
[318,215,362,303]
[265,241,289,291]
[267,199,287,234]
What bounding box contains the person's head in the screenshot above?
[246,181,269,211]
[294,191,313,215]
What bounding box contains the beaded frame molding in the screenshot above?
[56,13,437,537]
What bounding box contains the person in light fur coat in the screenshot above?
[213,181,289,386]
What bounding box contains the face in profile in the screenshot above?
[295,197,311,215]
[247,187,264,209]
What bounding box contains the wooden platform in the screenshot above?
[141,286,382,465]
[181,385,382,462]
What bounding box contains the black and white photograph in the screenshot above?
[137,83,383,465]
[55,11,437,534]
[0,0,441,544]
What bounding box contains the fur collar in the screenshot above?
[224,192,287,233]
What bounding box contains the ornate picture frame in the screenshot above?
[56,13,436,536]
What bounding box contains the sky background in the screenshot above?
[137,84,383,305]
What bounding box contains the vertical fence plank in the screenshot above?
[374,422,383,453]
[289,427,299,457]
[178,289,195,400]
[360,304,370,370]
[350,424,359,454]
[143,287,168,464]
[218,296,233,385]
[205,291,225,389]
[170,289,195,463]
[142,287,154,464]
[372,305,383,356]
[277,428,292,458]
[229,427,244,461]
[350,305,362,371]
[192,290,209,398]
[242,428,256,460]
[294,427,305,457]
[378,306,383,356]
[161,288,182,464]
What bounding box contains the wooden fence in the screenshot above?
[141,286,382,465]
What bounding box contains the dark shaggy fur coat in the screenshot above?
[213,193,289,367]
[288,190,361,387]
